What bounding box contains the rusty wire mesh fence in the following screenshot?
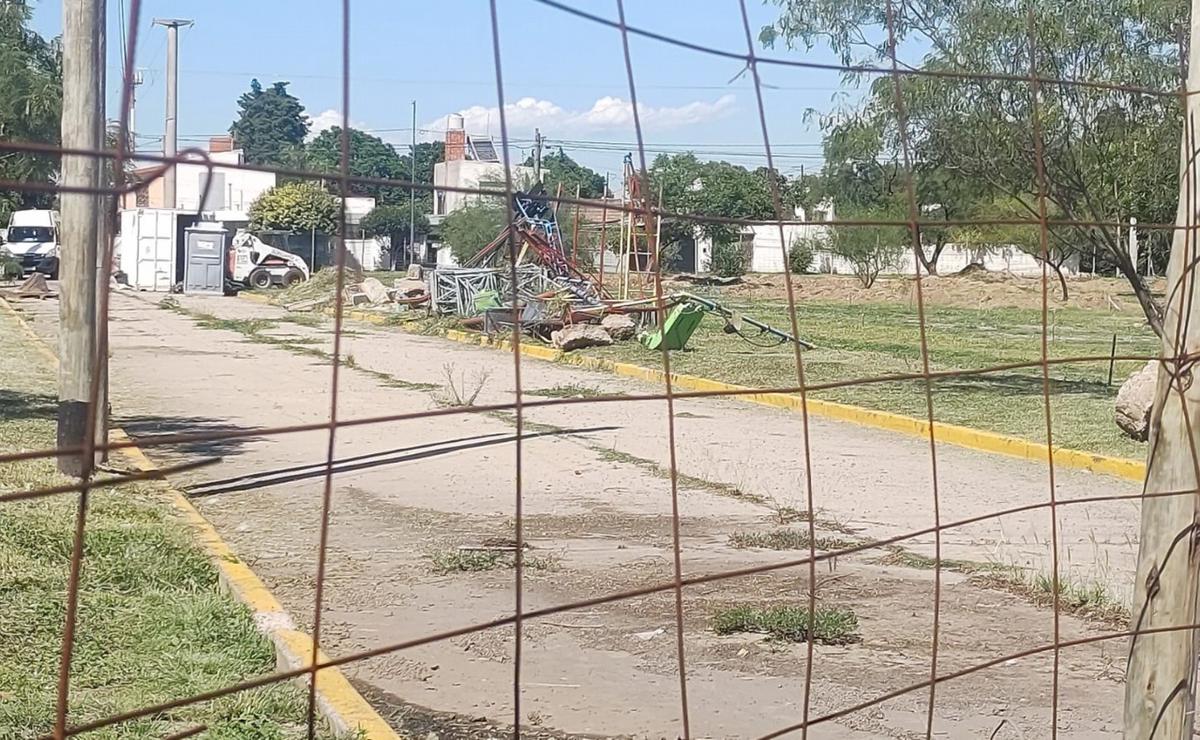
[4,0,1200,737]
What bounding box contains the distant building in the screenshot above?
[430,114,534,222]
[120,136,276,219]
[693,201,1079,277]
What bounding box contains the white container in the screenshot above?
[118,209,179,291]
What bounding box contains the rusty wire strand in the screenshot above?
[483,1,529,732]
[733,0,822,732]
[1025,9,1063,738]
[882,1,945,734]
[0,350,1177,475]
[613,0,693,734]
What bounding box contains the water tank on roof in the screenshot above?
[448,113,465,130]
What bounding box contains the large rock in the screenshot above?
[601,313,637,341]
[360,277,390,304]
[392,278,427,297]
[406,263,424,280]
[551,324,613,351]
[1115,360,1158,441]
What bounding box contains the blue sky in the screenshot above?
[30,0,872,177]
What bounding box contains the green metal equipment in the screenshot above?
[637,293,813,352]
[639,303,707,351]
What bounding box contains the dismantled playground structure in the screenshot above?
[344,160,809,353]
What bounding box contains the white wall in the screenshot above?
[344,237,385,271]
[175,150,276,214]
[698,225,1080,278]
[433,160,535,215]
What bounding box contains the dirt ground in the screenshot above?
[15,291,1142,739]
[694,272,1162,314]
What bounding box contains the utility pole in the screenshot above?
[58,0,102,476]
[1123,0,1200,735]
[129,69,144,148]
[409,100,416,265]
[153,18,192,209]
[94,0,109,460]
[533,128,543,183]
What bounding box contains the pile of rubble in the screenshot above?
[550,313,637,350]
[344,264,431,311]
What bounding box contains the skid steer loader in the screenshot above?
[231,230,310,289]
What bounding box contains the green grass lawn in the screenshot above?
[582,296,1159,459]
[0,312,326,738]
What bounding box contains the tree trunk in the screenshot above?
[1113,253,1165,337]
[912,232,946,276]
[1044,258,1069,301]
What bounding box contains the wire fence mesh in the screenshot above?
[4,0,1200,738]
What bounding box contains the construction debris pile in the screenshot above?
[312,159,812,354]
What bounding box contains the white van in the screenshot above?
[3,209,60,278]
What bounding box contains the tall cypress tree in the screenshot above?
[229,79,309,165]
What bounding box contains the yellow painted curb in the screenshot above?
[240,292,1146,482]
[0,297,401,740]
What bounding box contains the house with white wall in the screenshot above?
[121,136,276,219]
[694,199,1079,278]
[428,114,534,266]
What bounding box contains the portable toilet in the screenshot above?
[182,225,229,295]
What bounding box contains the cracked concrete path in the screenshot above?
[13,292,1140,739]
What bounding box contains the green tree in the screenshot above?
[0,1,61,225]
[229,79,309,165]
[307,126,407,204]
[524,148,607,198]
[788,235,816,274]
[762,0,1184,334]
[399,141,444,213]
[827,211,908,288]
[649,153,776,256]
[967,197,1077,298]
[361,204,430,266]
[708,239,748,278]
[441,199,505,265]
[248,182,338,234]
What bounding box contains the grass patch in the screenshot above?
[431,549,502,574]
[272,267,340,306]
[192,314,278,336]
[876,546,998,574]
[712,605,859,645]
[430,549,559,575]
[276,312,326,328]
[525,384,618,399]
[0,310,328,737]
[971,570,1130,625]
[594,447,766,504]
[576,297,1158,458]
[162,301,443,391]
[877,547,1129,625]
[728,529,856,552]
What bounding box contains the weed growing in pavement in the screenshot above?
[430,549,560,575]
[440,363,491,407]
[971,569,1130,626]
[431,550,502,574]
[594,446,767,504]
[525,384,617,399]
[876,546,1130,626]
[275,312,325,328]
[728,529,857,552]
[876,546,998,574]
[712,605,860,645]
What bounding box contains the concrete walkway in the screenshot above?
[17,292,1140,739]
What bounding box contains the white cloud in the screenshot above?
[307,108,370,138]
[424,94,736,137]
